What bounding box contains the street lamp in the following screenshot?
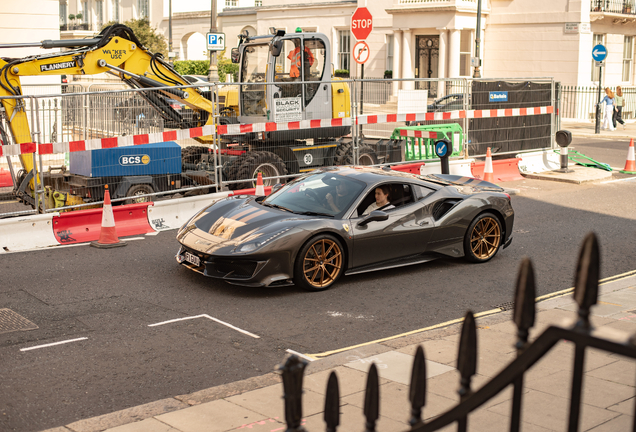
[473,0,482,78]
[208,0,219,82]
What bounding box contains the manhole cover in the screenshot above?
[0,309,38,334]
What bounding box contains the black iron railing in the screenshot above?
[591,0,636,14]
[560,85,636,120]
[279,232,636,431]
[60,23,92,31]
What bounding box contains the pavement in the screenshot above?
[37,120,636,432]
[42,271,636,432]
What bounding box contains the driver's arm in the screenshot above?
[325,193,339,212]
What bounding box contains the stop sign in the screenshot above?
[351,7,373,40]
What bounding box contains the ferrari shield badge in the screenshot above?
[342,223,350,232]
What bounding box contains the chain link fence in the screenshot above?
[0,77,556,218]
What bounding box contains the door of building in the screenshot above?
[415,36,439,98]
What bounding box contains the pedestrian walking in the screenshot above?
[600,88,616,131]
[613,86,626,130]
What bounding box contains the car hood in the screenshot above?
[423,174,504,192]
[177,196,311,254]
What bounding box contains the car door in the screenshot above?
[349,183,436,269]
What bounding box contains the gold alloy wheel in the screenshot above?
[470,216,501,260]
[302,238,343,288]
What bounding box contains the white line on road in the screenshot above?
[148,314,260,338]
[20,337,88,352]
[286,349,315,362]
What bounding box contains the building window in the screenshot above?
[137,0,149,19]
[592,34,604,82]
[225,0,238,6]
[96,0,103,27]
[81,1,89,23]
[60,2,67,25]
[111,0,119,22]
[386,34,394,73]
[459,30,472,76]
[338,30,351,72]
[255,0,262,5]
[624,36,633,82]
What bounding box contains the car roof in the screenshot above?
[317,165,429,185]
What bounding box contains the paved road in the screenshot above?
[1,138,635,431]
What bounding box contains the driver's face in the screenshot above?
[336,182,348,196]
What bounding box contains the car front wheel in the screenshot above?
[464,212,502,263]
[294,235,345,291]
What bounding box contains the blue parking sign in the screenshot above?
[206,32,225,51]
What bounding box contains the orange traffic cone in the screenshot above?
[621,138,636,174]
[255,172,265,196]
[483,147,495,183]
[91,185,126,248]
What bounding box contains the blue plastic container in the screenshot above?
[70,142,182,177]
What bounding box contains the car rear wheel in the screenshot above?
[464,212,502,263]
[294,235,345,291]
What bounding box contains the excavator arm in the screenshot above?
[0,24,216,197]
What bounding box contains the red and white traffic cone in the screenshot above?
[483,147,495,183]
[621,138,636,174]
[255,172,265,196]
[91,185,126,248]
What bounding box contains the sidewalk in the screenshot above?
[561,118,636,140]
[44,273,636,432]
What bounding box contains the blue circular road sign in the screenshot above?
[592,44,607,62]
[435,140,449,158]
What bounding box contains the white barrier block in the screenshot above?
[517,150,560,174]
[0,213,60,253]
[420,159,475,177]
[147,191,232,231]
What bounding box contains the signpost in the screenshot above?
[592,44,607,134]
[206,32,225,51]
[351,7,373,41]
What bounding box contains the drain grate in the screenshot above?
[0,309,38,334]
[493,301,515,312]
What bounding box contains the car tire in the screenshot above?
[125,184,154,205]
[294,234,345,291]
[464,212,502,263]
[357,145,379,165]
[182,146,208,165]
[334,142,377,166]
[226,151,288,191]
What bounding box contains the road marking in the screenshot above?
[285,349,315,362]
[148,314,260,338]
[305,269,636,359]
[20,337,88,352]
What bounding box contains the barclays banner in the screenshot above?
[489,91,508,102]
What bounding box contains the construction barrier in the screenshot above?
[391,162,426,174]
[517,150,560,174]
[147,191,233,231]
[471,158,524,182]
[419,159,474,177]
[52,202,153,245]
[0,212,60,253]
[0,168,12,187]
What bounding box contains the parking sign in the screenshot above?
[206,33,225,51]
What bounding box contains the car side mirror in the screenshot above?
[357,210,389,226]
[231,48,240,63]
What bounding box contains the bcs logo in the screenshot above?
[119,154,150,166]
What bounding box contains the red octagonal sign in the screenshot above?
[351,7,373,40]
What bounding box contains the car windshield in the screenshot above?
[263,172,366,218]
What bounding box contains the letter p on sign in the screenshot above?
[351,7,373,40]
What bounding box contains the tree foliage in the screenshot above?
[102,18,167,57]
[173,50,239,83]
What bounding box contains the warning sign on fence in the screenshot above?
[274,97,302,122]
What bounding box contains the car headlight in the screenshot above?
[234,227,292,253]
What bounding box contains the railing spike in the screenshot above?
[573,232,600,329]
[457,310,477,398]
[324,371,340,432]
[513,257,536,351]
[363,363,379,432]
[278,354,308,432]
[408,345,427,427]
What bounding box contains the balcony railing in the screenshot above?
[591,0,636,14]
[397,0,478,4]
[60,23,93,31]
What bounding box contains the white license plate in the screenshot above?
[184,251,201,267]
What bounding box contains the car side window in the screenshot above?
[412,184,435,201]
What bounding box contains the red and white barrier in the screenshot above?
[1,105,554,157]
[147,191,233,231]
[0,212,60,253]
[517,150,560,174]
[419,159,474,177]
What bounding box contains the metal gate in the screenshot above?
[416,36,439,98]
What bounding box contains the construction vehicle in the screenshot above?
[0,25,415,212]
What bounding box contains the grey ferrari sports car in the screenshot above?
[175,166,514,291]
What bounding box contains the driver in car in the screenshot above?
[325,181,352,213]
